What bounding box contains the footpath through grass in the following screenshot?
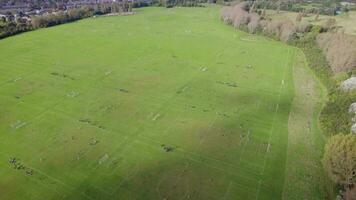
[0,6,322,200]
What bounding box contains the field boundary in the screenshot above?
[282,49,328,200]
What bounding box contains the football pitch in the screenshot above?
[0,6,305,200]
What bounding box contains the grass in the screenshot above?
[0,6,325,200]
[282,49,330,200]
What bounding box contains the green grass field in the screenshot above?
[0,6,323,200]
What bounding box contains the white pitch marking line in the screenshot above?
[255,48,294,200]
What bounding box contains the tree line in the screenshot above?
[0,6,98,39]
[0,1,141,39]
[157,0,202,8]
[254,0,356,15]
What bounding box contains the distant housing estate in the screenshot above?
[0,0,151,15]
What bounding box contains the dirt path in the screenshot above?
[282,50,329,200]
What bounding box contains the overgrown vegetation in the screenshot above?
[292,25,356,140]
[0,16,31,38]
[254,0,355,16]
[31,6,98,29]
[322,134,356,200]
[317,33,356,73]
[292,26,332,87]
[320,91,356,136]
[293,27,356,137]
[157,0,201,8]
[221,2,311,43]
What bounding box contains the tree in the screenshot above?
[314,12,320,21]
[249,0,256,13]
[324,18,337,30]
[295,11,302,23]
[261,4,267,18]
[276,0,281,13]
[322,134,356,200]
[128,1,132,12]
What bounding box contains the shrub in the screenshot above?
[220,2,251,28]
[317,33,356,73]
[31,6,96,29]
[233,9,249,28]
[295,12,302,23]
[323,18,337,32]
[0,21,31,39]
[247,13,260,33]
[279,20,297,42]
[264,20,282,36]
[320,91,356,136]
[322,134,356,200]
[221,6,233,24]
[296,21,312,33]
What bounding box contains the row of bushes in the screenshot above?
[157,0,201,8]
[0,6,99,39]
[0,20,30,39]
[255,1,347,16]
[31,6,97,29]
[221,2,311,42]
